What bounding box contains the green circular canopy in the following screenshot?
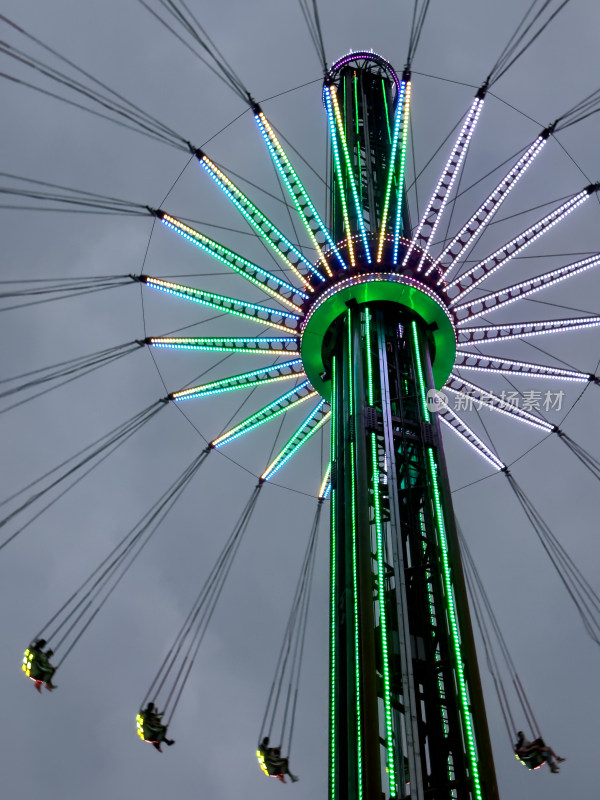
[300,272,456,399]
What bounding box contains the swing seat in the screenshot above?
[256,749,284,778]
[22,649,55,682]
[515,751,546,770]
[136,713,168,744]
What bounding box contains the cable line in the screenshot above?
[29,449,211,669]
[0,401,165,551]
[458,523,542,744]
[298,0,328,75]
[406,0,431,69]
[1,15,190,151]
[486,0,573,87]
[140,484,263,725]
[259,500,322,757]
[0,275,136,312]
[0,341,144,415]
[136,0,251,103]
[505,471,600,646]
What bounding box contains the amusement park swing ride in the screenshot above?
[2,2,600,798]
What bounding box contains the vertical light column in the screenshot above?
[347,311,364,800]
[410,320,483,800]
[364,308,396,796]
[329,356,337,799]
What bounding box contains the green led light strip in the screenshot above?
[200,155,320,289]
[261,407,330,481]
[364,307,375,406]
[381,79,392,143]
[145,277,299,334]
[347,312,363,799]
[211,384,314,447]
[411,321,482,800]
[329,356,337,799]
[160,213,304,308]
[377,80,410,263]
[172,359,304,400]
[351,437,363,800]
[353,75,364,218]
[319,462,332,499]
[365,309,396,795]
[347,310,354,415]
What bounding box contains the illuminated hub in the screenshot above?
[299,236,457,399]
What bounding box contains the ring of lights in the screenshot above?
[300,272,457,398]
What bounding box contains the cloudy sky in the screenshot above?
[1,1,599,798]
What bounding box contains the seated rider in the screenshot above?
[141,702,175,752]
[28,639,57,692]
[514,731,565,774]
[259,736,299,783]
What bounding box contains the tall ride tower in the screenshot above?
[300,53,499,800]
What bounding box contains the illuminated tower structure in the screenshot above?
[300,53,499,800]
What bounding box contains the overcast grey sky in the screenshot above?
[1,2,599,799]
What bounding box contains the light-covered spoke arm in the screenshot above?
[447,185,598,303]
[254,107,345,273]
[170,359,305,401]
[374,75,410,262]
[403,90,486,271]
[457,316,600,344]
[141,276,301,333]
[210,382,316,448]
[454,253,600,323]
[438,406,505,471]
[260,403,331,482]
[323,85,356,267]
[155,211,307,309]
[428,130,551,279]
[445,376,554,432]
[453,352,591,382]
[193,149,325,288]
[391,78,412,265]
[148,336,299,355]
[318,462,332,500]
[325,84,372,264]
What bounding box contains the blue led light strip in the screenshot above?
[255,112,346,273]
[171,358,305,401]
[159,213,307,306]
[261,404,330,481]
[144,276,300,334]
[198,154,325,287]
[149,336,299,355]
[392,81,412,264]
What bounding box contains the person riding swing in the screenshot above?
[514,731,565,774]
[22,639,57,692]
[258,736,299,783]
[137,702,175,752]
